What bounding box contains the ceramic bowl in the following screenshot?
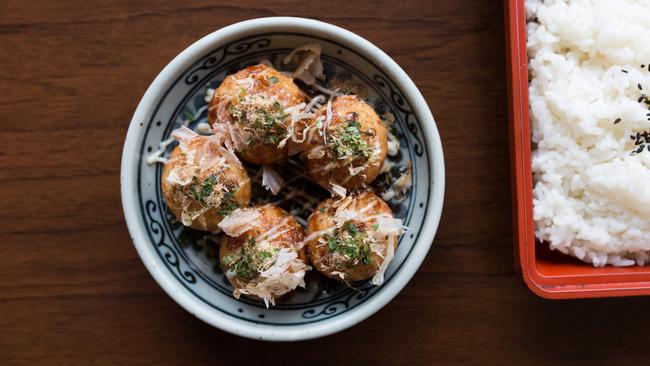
[121,17,444,341]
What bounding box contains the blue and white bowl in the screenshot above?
[120,17,444,341]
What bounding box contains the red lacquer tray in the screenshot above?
[504,0,650,299]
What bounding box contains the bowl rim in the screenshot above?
[121,16,445,341]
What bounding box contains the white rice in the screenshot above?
[526,0,650,267]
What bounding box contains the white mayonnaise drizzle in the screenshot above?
[146,137,174,164]
[204,87,215,103]
[145,104,210,165]
[380,160,413,202]
[305,94,326,112]
[254,217,291,244]
[312,83,337,96]
[196,122,212,134]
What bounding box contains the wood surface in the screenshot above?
[2,1,649,365]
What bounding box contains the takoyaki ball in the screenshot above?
[161,127,251,232]
[208,64,305,165]
[305,191,403,284]
[218,204,309,306]
[300,95,388,190]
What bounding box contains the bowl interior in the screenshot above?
[123,21,440,339]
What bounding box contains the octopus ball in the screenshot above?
[300,95,388,190]
[208,64,305,165]
[305,190,401,283]
[218,204,309,306]
[161,129,251,232]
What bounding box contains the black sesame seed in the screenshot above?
[639,84,643,91]
[614,118,621,124]
[622,69,629,73]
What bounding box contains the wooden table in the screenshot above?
[3,1,649,364]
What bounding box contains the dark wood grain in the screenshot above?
[2,1,649,365]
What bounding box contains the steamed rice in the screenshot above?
[526,0,650,266]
